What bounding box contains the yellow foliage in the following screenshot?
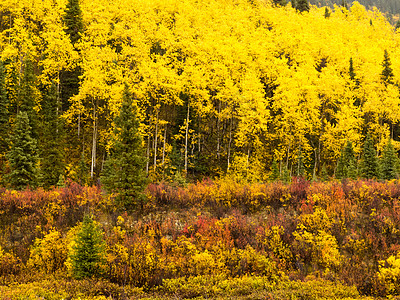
[27,229,68,274]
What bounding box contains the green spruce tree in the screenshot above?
[349,57,356,81]
[381,49,394,86]
[324,7,330,18]
[296,0,309,12]
[39,83,65,188]
[0,61,9,159]
[280,165,291,183]
[336,141,356,180]
[296,146,305,177]
[19,56,39,138]
[61,0,84,112]
[6,111,38,190]
[360,134,379,179]
[380,138,398,180]
[101,84,147,210]
[320,163,329,181]
[64,0,84,45]
[396,20,400,31]
[269,159,280,181]
[70,215,106,279]
[78,150,88,185]
[273,0,287,6]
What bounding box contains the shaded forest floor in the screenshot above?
[1,178,400,299]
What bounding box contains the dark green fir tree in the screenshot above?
[78,150,88,185]
[280,164,291,183]
[273,0,287,6]
[360,134,378,179]
[6,111,38,190]
[380,138,398,180]
[296,0,309,12]
[70,215,106,279]
[61,0,84,111]
[296,146,305,177]
[396,20,400,31]
[269,159,280,181]
[324,7,330,18]
[381,49,394,86]
[19,56,39,138]
[320,163,329,181]
[64,0,84,45]
[348,159,358,180]
[39,83,65,188]
[101,84,147,210]
[336,141,356,180]
[349,57,356,81]
[0,61,9,157]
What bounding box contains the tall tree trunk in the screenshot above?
[90,99,97,179]
[146,135,150,175]
[217,99,221,160]
[154,106,159,172]
[162,127,166,166]
[286,141,291,168]
[184,101,190,173]
[227,117,233,171]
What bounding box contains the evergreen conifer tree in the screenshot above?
[396,20,400,31]
[349,57,356,81]
[78,150,88,185]
[269,159,280,181]
[19,56,38,138]
[296,0,309,12]
[64,0,84,45]
[336,141,356,180]
[0,61,9,157]
[348,159,358,180]
[61,0,84,111]
[101,84,147,210]
[296,147,305,177]
[280,165,291,183]
[380,138,398,180]
[324,7,330,18]
[39,83,65,188]
[320,164,329,181]
[6,111,38,190]
[381,49,394,86]
[273,0,287,6]
[360,134,379,179]
[70,215,106,279]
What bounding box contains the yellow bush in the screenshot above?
[27,229,68,274]
[377,252,400,295]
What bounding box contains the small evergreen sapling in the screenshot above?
[70,215,106,279]
[269,159,280,181]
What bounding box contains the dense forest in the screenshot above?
[1,0,400,188]
[2,0,400,298]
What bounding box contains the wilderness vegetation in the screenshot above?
[1,0,400,298]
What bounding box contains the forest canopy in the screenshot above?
[0,0,400,186]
